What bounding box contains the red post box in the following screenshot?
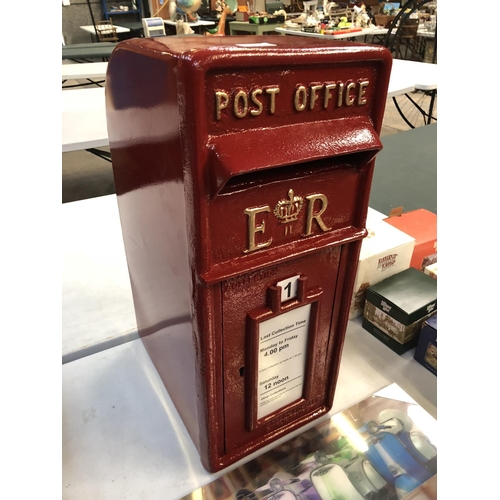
[105,36,392,472]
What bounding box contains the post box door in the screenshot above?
[221,247,342,454]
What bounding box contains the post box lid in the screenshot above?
[208,116,382,196]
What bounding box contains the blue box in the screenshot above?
[414,313,437,375]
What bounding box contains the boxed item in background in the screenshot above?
[383,209,437,271]
[424,262,437,280]
[362,268,437,354]
[414,313,437,375]
[349,208,415,319]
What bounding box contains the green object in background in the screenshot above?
[249,15,268,24]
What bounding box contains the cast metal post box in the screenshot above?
[105,36,392,472]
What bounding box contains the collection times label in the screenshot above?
[257,304,311,420]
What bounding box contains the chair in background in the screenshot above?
[95,20,119,43]
[392,18,420,61]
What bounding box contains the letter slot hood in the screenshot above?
[208,116,382,197]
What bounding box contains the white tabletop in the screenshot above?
[417,28,436,38]
[392,58,437,91]
[80,24,130,35]
[62,62,108,81]
[163,19,215,26]
[62,87,108,152]
[62,195,137,363]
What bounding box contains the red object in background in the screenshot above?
[332,27,364,35]
[106,36,392,472]
[384,209,437,271]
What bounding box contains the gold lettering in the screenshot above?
[265,87,280,114]
[250,88,263,116]
[305,194,332,235]
[234,90,248,118]
[244,206,272,253]
[294,86,307,111]
[324,83,336,108]
[310,84,322,110]
[337,83,344,107]
[215,91,229,120]
[346,82,356,106]
[358,80,369,105]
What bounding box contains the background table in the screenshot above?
[275,26,388,40]
[80,24,130,35]
[62,62,108,88]
[369,123,437,214]
[229,21,282,35]
[62,87,108,152]
[62,42,116,61]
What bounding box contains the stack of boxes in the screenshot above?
[383,209,437,272]
[362,268,437,354]
[414,314,437,374]
[351,208,438,359]
[349,208,415,319]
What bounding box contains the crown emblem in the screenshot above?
[274,189,304,224]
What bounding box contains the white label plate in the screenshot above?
[257,304,311,420]
[276,275,300,303]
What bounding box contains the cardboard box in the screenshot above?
[414,313,437,375]
[384,209,437,271]
[236,11,249,21]
[424,262,437,280]
[362,268,437,354]
[349,208,415,319]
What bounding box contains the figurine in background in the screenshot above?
[215,0,223,18]
[206,1,230,35]
[176,0,202,21]
[153,0,201,22]
[176,18,195,33]
[365,5,375,24]
[352,3,365,25]
[337,16,352,28]
[323,0,335,14]
[274,8,287,20]
[360,12,371,27]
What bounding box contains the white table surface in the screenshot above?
[62,317,436,499]
[62,62,108,81]
[62,195,137,363]
[80,24,130,34]
[62,87,108,152]
[163,19,215,26]
[61,59,436,152]
[392,58,437,91]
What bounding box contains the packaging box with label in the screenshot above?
[414,313,437,375]
[349,208,415,319]
[383,209,437,271]
[362,268,437,354]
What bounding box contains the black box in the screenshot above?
[414,313,437,374]
[362,268,437,354]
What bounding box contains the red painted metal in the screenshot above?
[106,35,392,472]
